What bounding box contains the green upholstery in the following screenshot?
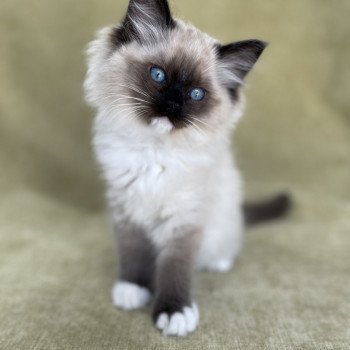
[1,0,349,348]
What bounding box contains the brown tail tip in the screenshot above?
[243,193,292,226]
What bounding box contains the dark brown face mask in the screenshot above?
[122,55,218,129]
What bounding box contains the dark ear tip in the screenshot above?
[252,39,269,53]
[260,40,269,49]
[217,39,269,58]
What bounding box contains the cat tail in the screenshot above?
[243,193,292,226]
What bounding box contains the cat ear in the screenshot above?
[112,0,175,47]
[216,40,267,89]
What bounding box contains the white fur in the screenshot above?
[93,110,243,257]
[156,303,199,337]
[112,281,151,310]
[150,117,174,134]
[204,258,233,272]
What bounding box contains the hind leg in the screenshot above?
[195,154,244,272]
[196,210,243,272]
[195,182,244,273]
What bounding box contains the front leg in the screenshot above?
[153,230,201,337]
[112,222,156,310]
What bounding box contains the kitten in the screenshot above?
[84,0,290,337]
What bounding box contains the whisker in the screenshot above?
[184,121,205,142]
[103,104,145,119]
[189,115,216,132]
[115,103,143,108]
[116,94,151,105]
[186,119,206,139]
[100,85,149,100]
[98,94,150,104]
[98,91,150,101]
[118,83,154,100]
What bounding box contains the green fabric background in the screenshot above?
[1,0,349,349]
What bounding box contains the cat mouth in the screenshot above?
[150,116,174,134]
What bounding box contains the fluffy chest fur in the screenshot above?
[93,114,221,234]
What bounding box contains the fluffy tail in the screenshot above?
[243,193,292,226]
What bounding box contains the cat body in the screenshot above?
[85,0,285,337]
[93,104,243,270]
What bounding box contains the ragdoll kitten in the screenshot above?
[85,0,289,337]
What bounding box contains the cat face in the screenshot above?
[85,0,266,137]
[117,52,219,130]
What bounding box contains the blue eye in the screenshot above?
[189,88,205,101]
[150,66,166,83]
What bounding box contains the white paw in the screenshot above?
[206,259,233,273]
[156,303,199,337]
[112,281,151,310]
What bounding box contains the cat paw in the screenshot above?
[112,281,151,310]
[155,303,199,337]
[204,258,233,273]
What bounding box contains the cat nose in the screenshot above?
[160,86,183,117]
[165,100,182,115]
